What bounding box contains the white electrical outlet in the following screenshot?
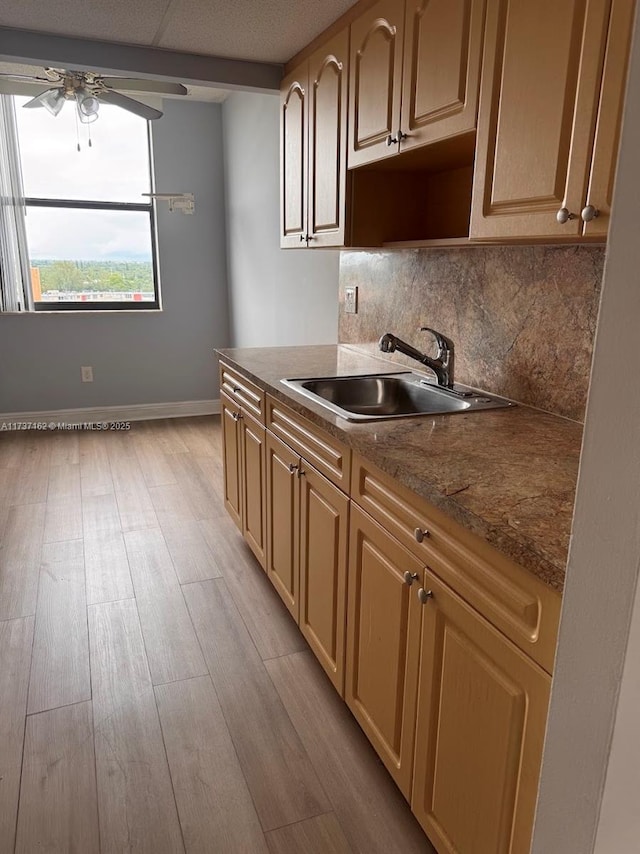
[344,286,358,314]
[81,366,93,383]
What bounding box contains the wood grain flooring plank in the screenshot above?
[49,431,80,466]
[15,701,99,854]
[85,532,134,605]
[28,539,91,714]
[44,463,83,544]
[178,418,221,458]
[0,616,34,854]
[108,442,158,532]
[183,578,330,832]
[133,422,178,488]
[0,503,46,620]
[149,483,196,525]
[168,452,225,520]
[200,515,307,660]
[155,675,268,854]
[89,598,185,854]
[162,519,223,585]
[266,651,434,854]
[265,813,352,854]
[0,432,26,468]
[124,529,207,685]
[9,436,50,506]
[147,419,190,454]
[79,431,114,498]
[193,454,225,500]
[83,491,122,539]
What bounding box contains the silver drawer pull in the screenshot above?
[288,463,298,474]
[414,527,430,543]
[417,588,433,604]
[403,571,419,586]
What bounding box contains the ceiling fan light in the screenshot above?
[24,88,65,116]
[76,88,100,123]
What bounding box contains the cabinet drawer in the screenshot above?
[267,395,351,492]
[351,454,561,673]
[219,362,265,424]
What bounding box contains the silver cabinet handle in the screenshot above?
[299,234,307,242]
[297,468,306,478]
[231,411,242,422]
[414,527,430,543]
[386,134,398,146]
[232,386,241,393]
[288,463,298,474]
[556,207,577,224]
[417,588,433,604]
[403,571,419,586]
[398,130,408,142]
[581,205,600,222]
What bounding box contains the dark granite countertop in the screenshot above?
[217,344,582,593]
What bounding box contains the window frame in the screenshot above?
[14,100,160,312]
[27,197,160,311]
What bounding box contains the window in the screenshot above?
[2,94,159,311]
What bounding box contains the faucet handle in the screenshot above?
[420,327,453,354]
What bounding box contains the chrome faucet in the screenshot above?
[379,327,455,388]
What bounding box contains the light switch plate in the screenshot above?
[344,286,358,314]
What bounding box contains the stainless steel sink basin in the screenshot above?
[281,372,515,422]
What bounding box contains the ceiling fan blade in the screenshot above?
[96,88,163,120]
[0,73,53,83]
[100,77,187,96]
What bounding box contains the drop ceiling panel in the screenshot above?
[0,0,170,45]
[155,0,356,62]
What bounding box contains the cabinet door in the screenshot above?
[308,30,350,246]
[348,0,405,168]
[280,63,308,247]
[299,464,349,695]
[412,570,551,854]
[265,431,300,619]
[400,0,485,153]
[240,410,266,570]
[582,0,635,237]
[345,505,423,797]
[470,0,612,240]
[221,392,242,531]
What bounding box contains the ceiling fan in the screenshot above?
[0,67,188,122]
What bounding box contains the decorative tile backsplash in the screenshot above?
[339,245,605,422]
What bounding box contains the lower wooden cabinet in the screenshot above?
[299,461,349,694]
[221,391,267,568]
[346,504,424,798]
[412,570,551,854]
[221,378,556,853]
[265,430,300,617]
[347,505,551,851]
[265,430,349,693]
[221,392,243,530]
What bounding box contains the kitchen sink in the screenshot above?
[281,372,515,422]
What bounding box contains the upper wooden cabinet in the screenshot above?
[280,31,350,247]
[349,0,485,167]
[280,65,308,247]
[400,0,486,155]
[348,0,405,167]
[470,0,635,240]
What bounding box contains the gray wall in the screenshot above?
[0,99,229,413]
[222,91,339,347]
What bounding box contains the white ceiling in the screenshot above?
[0,0,357,64]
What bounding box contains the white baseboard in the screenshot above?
[0,399,221,427]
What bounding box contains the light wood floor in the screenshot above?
[0,417,434,854]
